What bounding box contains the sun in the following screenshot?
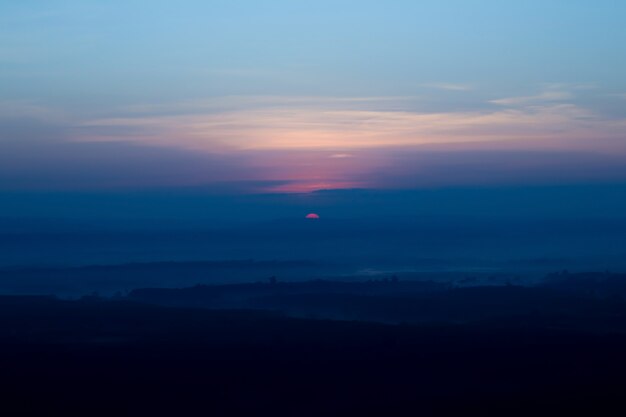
[305,213,320,219]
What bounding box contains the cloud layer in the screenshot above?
[2,85,626,192]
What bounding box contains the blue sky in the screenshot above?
[3,1,626,99]
[2,1,626,192]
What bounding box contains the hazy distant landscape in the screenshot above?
[3,208,626,415]
[3,202,626,296]
[3,188,626,415]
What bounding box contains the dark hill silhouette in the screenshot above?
[1,295,626,416]
[128,279,446,309]
[0,259,336,295]
[127,278,626,332]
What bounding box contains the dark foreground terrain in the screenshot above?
[2,282,626,416]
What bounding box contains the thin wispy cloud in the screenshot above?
[0,100,68,122]
[422,83,474,91]
[72,95,626,154]
[491,90,574,106]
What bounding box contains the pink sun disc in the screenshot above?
[305,213,320,219]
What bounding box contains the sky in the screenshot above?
[2,1,626,195]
